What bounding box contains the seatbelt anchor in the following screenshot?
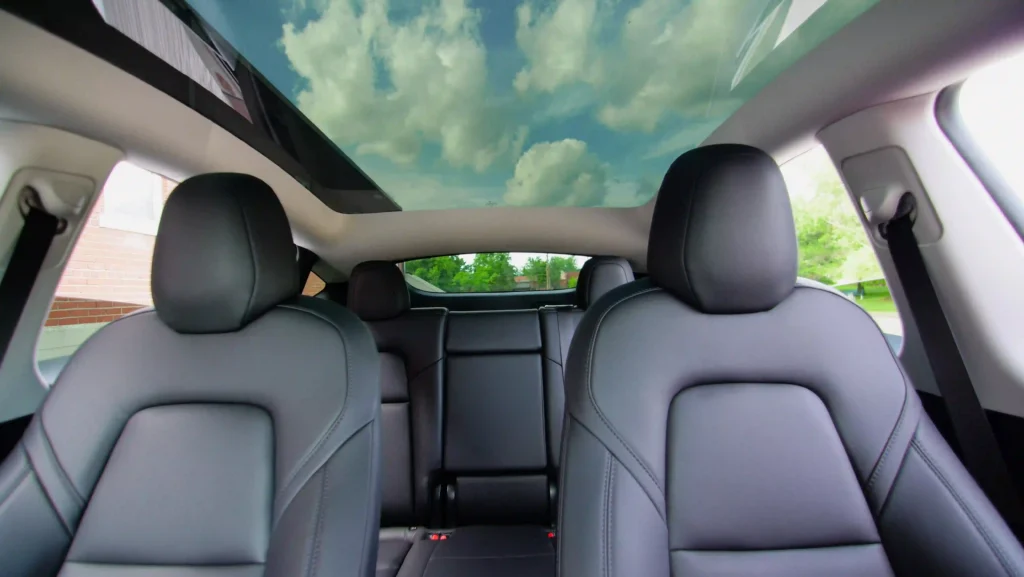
[18,187,67,234]
[878,192,916,240]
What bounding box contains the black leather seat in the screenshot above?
[540,256,634,470]
[0,173,382,577]
[345,261,447,577]
[557,144,1024,576]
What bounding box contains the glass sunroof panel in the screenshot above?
[177,0,877,210]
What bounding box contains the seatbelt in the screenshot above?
[883,192,1024,535]
[0,190,61,368]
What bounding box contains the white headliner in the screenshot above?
[1,0,1023,275]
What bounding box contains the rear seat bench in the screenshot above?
[348,258,634,577]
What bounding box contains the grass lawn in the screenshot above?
[855,294,897,313]
[836,279,898,313]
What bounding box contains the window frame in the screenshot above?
[935,83,1024,242]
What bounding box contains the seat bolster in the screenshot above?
[0,442,70,577]
[880,415,1024,577]
[558,416,669,577]
[266,419,381,577]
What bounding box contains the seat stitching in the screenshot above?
[600,454,609,575]
[273,420,373,531]
[912,437,1018,577]
[22,445,73,536]
[36,422,84,506]
[233,186,259,324]
[607,458,616,577]
[677,164,703,309]
[278,304,351,494]
[584,286,664,495]
[571,413,667,522]
[305,464,330,577]
[866,380,911,492]
[358,424,378,577]
[0,461,30,510]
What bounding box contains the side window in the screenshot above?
[780,146,903,337]
[36,162,175,362]
[951,51,1024,215]
[302,272,325,296]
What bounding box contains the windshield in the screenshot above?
[178,0,876,210]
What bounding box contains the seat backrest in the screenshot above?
[444,309,553,524]
[540,256,633,467]
[347,261,446,528]
[557,145,1024,577]
[0,174,382,577]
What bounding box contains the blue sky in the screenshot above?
[182,0,875,210]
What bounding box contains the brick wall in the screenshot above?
[45,297,145,327]
[44,177,175,325]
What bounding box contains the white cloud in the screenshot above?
[504,139,609,207]
[513,0,602,94]
[515,0,749,133]
[281,0,526,172]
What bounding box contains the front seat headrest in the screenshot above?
[647,144,798,314]
[575,256,634,309]
[152,173,298,333]
[347,261,411,321]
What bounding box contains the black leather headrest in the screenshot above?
[347,261,410,321]
[575,256,634,309]
[152,173,298,333]
[647,144,798,314]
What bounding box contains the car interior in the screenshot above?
[1,0,1024,576]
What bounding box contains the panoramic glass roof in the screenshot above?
[182,0,877,210]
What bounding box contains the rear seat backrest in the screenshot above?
[539,257,635,467]
[347,261,446,527]
[444,310,551,524]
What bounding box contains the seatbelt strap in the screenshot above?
[883,192,1024,533]
[0,192,61,368]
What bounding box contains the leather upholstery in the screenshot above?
[442,310,552,526]
[0,175,382,577]
[396,526,555,577]
[557,145,1024,577]
[647,144,798,313]
[346,261,447,574]
[152,173,298,333]
[540,257,635,467]
[574,256,634,309]
[348,261,411,321]
[364,311,447,526]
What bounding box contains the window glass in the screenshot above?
[957,51,1024,201]
[302,272,326,296]
[781,146,903,337]
[36,163,175,362]
[403,253,590,293]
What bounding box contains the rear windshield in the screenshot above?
[403,253,590,293]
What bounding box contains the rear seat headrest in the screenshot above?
[347,261,411,321]
[152,173,298,334]
[575,256,634,309]
[647,144,798,314]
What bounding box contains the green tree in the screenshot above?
[519,255,581,289]
[790,159,882,285]
[404,255,467,292]
[521,256,549,288]
[547,256,580,288]
[457,253,517,292]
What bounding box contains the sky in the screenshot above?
[181,0,877,210]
